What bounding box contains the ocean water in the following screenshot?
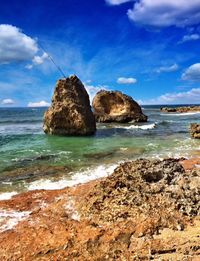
[0,106,200,197]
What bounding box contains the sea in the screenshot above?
[0,105,200,199]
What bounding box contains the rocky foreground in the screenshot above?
[161,106,200,113]
[0,158,200,260]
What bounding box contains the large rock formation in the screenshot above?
[92,90,147,123]
[43,75,96,136]
[190,123,200,139]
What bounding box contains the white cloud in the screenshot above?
[27,100,50,107]
[182,63,200,81]
[156,64,179,73]
[127,0,200,27]
[139,88,200,105]
[1,98,15,105]
[26,52,49,70]
[85,83,109,101]
[32,52,48,65]
[117,77,137,84]
[105,0,133,5]
[0,24,38,64]
[182,34,200,43]
[179,34,200,43]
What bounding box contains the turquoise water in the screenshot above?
[0,106,200,195]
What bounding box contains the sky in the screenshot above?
[0,0,200,106]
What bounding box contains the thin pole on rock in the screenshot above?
[38,43,67,79]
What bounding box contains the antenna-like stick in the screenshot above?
[38,43,66,78]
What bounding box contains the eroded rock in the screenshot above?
[190,123,200,139]
[43,75,96,136]
[161,106,200,113]
[0,158,200,260]
[92,90,147,123]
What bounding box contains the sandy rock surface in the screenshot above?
[0,158,200,260]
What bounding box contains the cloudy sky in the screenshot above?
[0,0,200,106]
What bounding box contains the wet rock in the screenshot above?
[92,90,147,123]
[0,165,71,183]
[190,123,200,139]
[43,75,96,136]
[0,158,200,260]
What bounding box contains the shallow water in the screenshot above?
[0,106,200,196]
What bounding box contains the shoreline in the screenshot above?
[0,157,200,260]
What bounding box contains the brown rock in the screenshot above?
[92,90,147,123]
[190,123,200,139]
[0,158,200,260]
[161,106,200,113]
[43,75,96,136]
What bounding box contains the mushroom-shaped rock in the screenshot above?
[43,75,96,136]
[92,90,147,123]
[190,123,200,139]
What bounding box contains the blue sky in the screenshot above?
[0,0,200,106]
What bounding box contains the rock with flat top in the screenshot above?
[43,75,96,136]
[92,90,147,123]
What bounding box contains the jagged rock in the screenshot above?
[92,90,147,123]
[161,106,200,113]
[43,75,96,136]
[82,158,200,224]
[190,123,200,139]
[1,158,200,260]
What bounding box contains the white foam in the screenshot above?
[0,209,30,232]
[27,164,117,191]
[0,192,18,201]
[161,112,200,116]
[65,197,80,221]
[124,123,156,130]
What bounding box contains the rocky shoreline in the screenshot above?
[161,105,200,113]
[0,158,200,260]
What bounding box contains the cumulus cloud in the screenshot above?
[27,100,50,107]
[1,99,15,105]
[105,0,133,5]
[32,52,48,65]
[126,0,200,27]
[156,64,179,73]
[26,52,49,69]
[117,77,137,84]
[179,34,200,43]
[182,63,200,81]
[0,24,38,64]
[139,88,200,105]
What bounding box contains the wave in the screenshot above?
[0,119,42,124]
[0,209,30,232]
[123,123,156,130]
[27,164,117,191]
[161,112,200,116]
[0,191,18,200]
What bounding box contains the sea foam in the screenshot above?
[0,209,30,232]
[27,164,117,191]
[161,112,200,116]
[0,192,18,201]
[124,123,156,130]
